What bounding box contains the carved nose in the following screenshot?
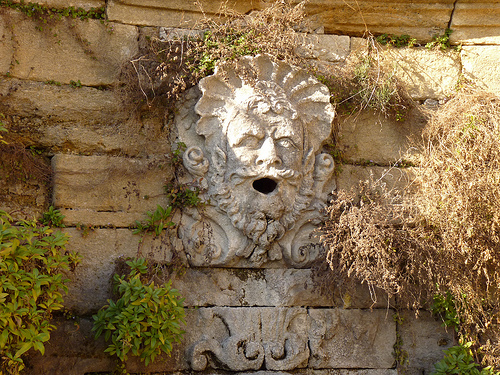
[256,137,282,167]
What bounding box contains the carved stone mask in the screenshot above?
[178,55,335,266]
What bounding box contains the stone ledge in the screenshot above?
[302,0,454,41]
[107,0,261,28]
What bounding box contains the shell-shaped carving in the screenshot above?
[195,54,334,153]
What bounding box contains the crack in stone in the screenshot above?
[448,0,459,29]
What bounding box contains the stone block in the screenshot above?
[171,268,390,309]
[6,9,138,85]
[296,34,350,62]
[336,165,412,194]
[52,154,172,227]
[385,47,462,100]
[0,13,14,75]
[461,46,500,96]
[400,311,455,374]
[63,227,182,314]
[337,108,425,164]
[450,2,500,45]
[0,79,171,156]
[302,0,454,42]
[309,309,396,369]
[107,0,261,28]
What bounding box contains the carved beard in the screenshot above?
[212,165,315,261]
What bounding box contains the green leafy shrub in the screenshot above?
[0,211,81,375]
[433,341,500,375]
[92,258,185,369]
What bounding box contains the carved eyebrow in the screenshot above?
[272,127,301,145]
[231,128,264,147]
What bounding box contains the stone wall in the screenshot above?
[1,1,500,374]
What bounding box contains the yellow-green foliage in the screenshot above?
[0,211,81,375]
[92,258,185,369]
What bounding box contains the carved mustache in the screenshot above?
[228,167,301,187]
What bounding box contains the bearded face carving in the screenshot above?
[177,55,335,267]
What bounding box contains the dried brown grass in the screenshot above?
[118,1,310,117]
[321,87,500,367]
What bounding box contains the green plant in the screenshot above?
[92,258,185,370]
[0,211,81,374]
[431,291,460,330]
[170,142,187,166]
[133,205,174,236]
[41,206,65,228]
[433,340,500,375]
[44,80,61,86]
[376,33,417,48]
[426,28,453,50]
[69,79,82,88]
[0,116,7,145]
[165,182,202,209]
[0,1,105,22]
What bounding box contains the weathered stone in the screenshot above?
[337,109,425,164]
[188,307,307,371]
[194,372,398,375]
[309,309,396,369]
[400,311,455,374]
[450,2,500,45]
[0,79,171,156]
[296,34,350,62]
[0,177,50,221]
[336,165,412,194]
[63,227,183,314]
[5,9,138,85]
[159,26,205,41]
[171,268,390,309]
[52,154,172,227]
[385,48,462,100]
[461,46,500,96]
[177,55,336,268]
[0,13,14,75]
[107,0,262,28]
[10,0,104,9]
[300,0,454,42]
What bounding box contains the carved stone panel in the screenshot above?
[188,307,309,371]
[186,307,396,372]
[175,54,336,268]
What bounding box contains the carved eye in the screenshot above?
[237,135,261,149]
[276,138,296,149]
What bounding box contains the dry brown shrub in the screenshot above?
[118,0,311,118]
[321,88,500,367]
[315,36,413,118]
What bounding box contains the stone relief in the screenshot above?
[188,307,309,371]
[185,307,395,372]
[175,54,336,267]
